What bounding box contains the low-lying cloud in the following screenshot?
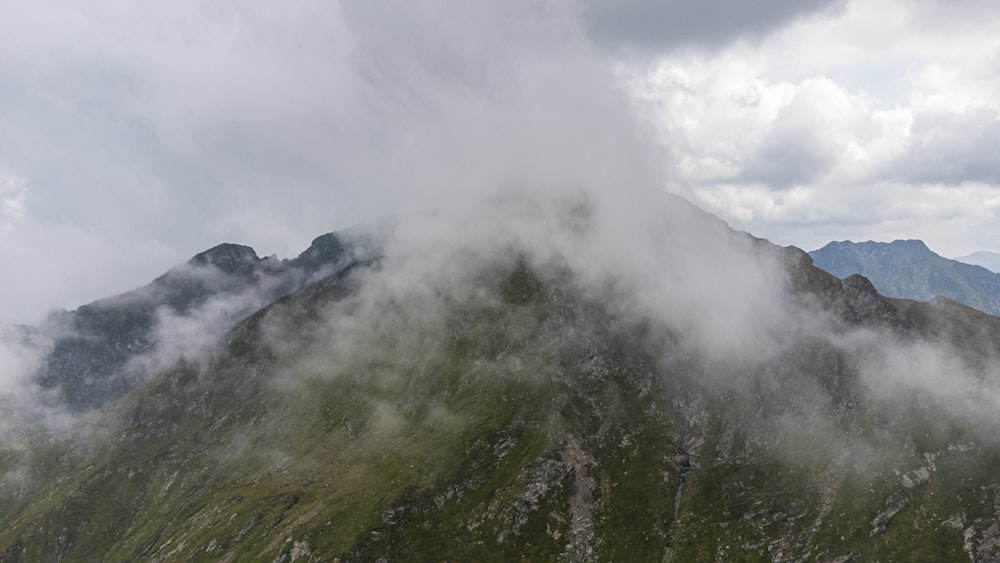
[2,1,1000,501]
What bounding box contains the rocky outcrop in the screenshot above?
[871,493,907,535]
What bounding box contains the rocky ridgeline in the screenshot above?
[32,229,376,410]
[2,225,1000,560]
[811,239,1000,317]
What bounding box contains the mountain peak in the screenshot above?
[292,232,349,273]
[818,239,931,253]
[810,238,1000,316]
[13,219,1000,560]
[887,239,930,251]
[189,243,261,275]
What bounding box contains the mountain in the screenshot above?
[33,230,376,410]
[955,251,1000,274]
[810,239,1000,316]
[3,206,1000,561]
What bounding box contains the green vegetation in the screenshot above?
[3,256,1000,561]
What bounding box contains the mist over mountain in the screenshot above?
[5,1,1000,560]
[3,194,1000,561]
[6,230,377,416]
[810,239,1000,317]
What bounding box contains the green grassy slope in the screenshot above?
[2,255,1000,561]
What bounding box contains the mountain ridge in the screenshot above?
[955,250,1000,274]
[30,228,378,411]
[809,238,1000,317]
[3,204,1000,560]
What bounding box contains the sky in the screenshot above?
[1,0,999,325]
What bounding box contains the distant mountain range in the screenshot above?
[955,250,1000,274]
[810,239,1000,316]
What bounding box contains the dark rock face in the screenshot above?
[292,233,348,274]
[835,274,912,330]
[37,303,159,409]
[810,239,1000,316]
[188,243,261,276]
[33,229,373,410]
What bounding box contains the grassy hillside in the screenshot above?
[2,253,1000,561]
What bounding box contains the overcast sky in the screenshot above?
[2,0,999,325]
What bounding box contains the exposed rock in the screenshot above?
[941,514,965,530]
[977,523,1000,563]
[871,493,907,535]
[901,467,931,489]
[560,438,597,563]
[836,275,911,330]
[504,457,572,540]
[965,526,977,562]
[189,243,261,276]
[288,539,312,561]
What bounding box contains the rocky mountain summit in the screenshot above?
[33,230,374,410]
[3,205,1000,561]
[810,239,1000,317]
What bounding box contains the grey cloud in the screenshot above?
[0,0,668,326]
[737,84,847,188]
[6,1,1000,514]
[890,108,1000,185]
[122,278,285,379]
[739,128,837,189]
[0,1,362,253]
[581,0,845,52]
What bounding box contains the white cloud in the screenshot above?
[0,175,27,231]
[1,0,1000,324]
[0,0,662,325]
[0,218,177,325]
[628,0,1000,256]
